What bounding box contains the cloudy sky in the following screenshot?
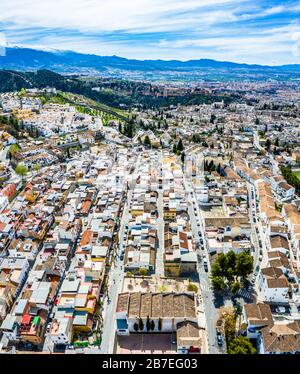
[1,0,300,64]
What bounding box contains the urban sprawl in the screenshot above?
[0,81,300,355]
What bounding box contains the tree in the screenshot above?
[15,163,28,180]
[138,318,144,332]
[181,151,185,163]
[158,318,162,331]
[234,302,243,319]
[150,320,155,331]
[133,322,139,333]
[235,252,253,278]
[265,138,271,151]
[172,144,177,154]
[8,143,21,157]
[177,139,184,152]
[33,164,41,174]
[211,276,226,291]
[228,336,256,354]
[144,135,151,148]
[146,316,151,332]
[231,281,241,294]
[139,268,148,276]
[224,312,236,343]
[187,283,198,293]
[210,114,216,124]
[211,251,253,292]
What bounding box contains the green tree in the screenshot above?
[210,114,216,124]
[181,151,185,163]
[187,283,198,293]
[228,336,256,354]
[234,302,243,319]
[177,139,184,152]
[8,143,21,157]
[265,138,271,151]
[231,281,241,294]
[211,276,227,291]
[15,163,28,180]
[144,135,151,148]
[33,164,41,174]
[235,252,253,278]
[139,268,148,276]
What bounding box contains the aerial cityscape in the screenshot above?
[0,0,300,359]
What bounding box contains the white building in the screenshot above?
[258,267,289,303]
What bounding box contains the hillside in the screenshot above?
[0,69,236,109]
[1,47,300,82]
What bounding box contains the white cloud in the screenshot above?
[0,0,299,64]
[1,0,241,33]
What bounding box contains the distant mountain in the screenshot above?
[0,47,300,81]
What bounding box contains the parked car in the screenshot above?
[275,306,286,314]
[217,334,223,347]
[120,253,124,261]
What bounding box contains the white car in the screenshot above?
[275,306,286,314]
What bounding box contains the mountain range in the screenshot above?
[0,46,300,82]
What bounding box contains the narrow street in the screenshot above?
[183,174,219,354]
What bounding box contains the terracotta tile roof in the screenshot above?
[244,303,273,326]
[261,321,300,353]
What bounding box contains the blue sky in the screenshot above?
[1,0,300,64]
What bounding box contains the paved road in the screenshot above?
[156,152,165,277]
[183,175,219,354]
[100,155,141,353]
[99,190,132,353]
